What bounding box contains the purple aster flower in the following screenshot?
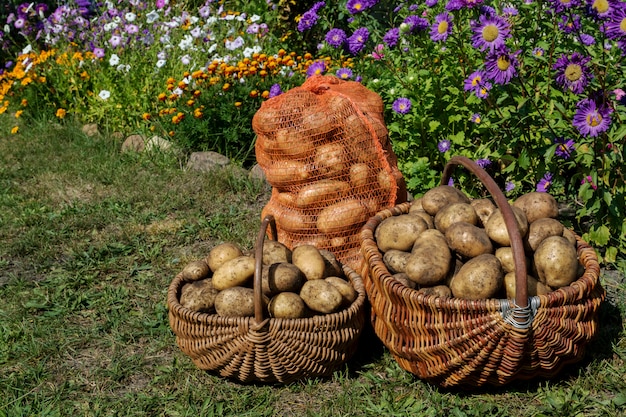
[603,7,626,40]
[505,181,515,192]
[554,137,576,159]
[336,67,353,79]
[325,28,347,48]
[558,14,581,34]
[579,33,596,45]
[383,27,400,47]
[447,177,455,186]
[550,0,580,13]
[347,0,376,14]
[464,70,487,93]
[589,0,615,18]
[485,47,519,85]
[404,15,429,32]
[347,27,369,54]
[438,139,451,152]
[572,98,612,137]
[471,113,482,123]
[503,6,518,15]
[532,47,545,57]
[297,9,320,32]
[445,0,465,11]
[475,81,492,98]
[392,97,412,114]
[475,158,491,168]
[480,5,497,15]
[553,52,592,95]
[355,75,363,82]
[306,60,326,77]
[471,14,511,52]
[269,83,282,98]
[430,12,453,42]
[463,0,485,9]
[93,47,105,58]
[426,0,439,6]
[536,173,553,192]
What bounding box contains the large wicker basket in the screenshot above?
[167,215,367,384]
[359,156,605,388]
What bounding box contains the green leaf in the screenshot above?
[589,224,610,246]
[429,120,441,132]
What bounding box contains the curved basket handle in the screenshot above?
[254,215,278,324]
[441,156,528,308]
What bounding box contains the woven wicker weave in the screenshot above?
[167,215,367,383]
[359,156,605,388]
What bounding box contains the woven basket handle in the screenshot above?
[441,156,528,308]
[254,215,278,324]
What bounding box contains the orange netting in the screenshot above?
[253,75,406,270]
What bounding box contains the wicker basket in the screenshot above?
[167,215,367,384]
[359,156,605,388]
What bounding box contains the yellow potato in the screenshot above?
[405,229,451,286]
[262,239,292,265]
[513,191,559,223]
[215,286,267,317]
[470,198,496,227]
[418,285,452,298]
[212,255,255,291]
[349,163,372,189]
[533,236,579,288]
[383,249,411,274]
[268,292,308,319]
[484,206,529,246]
[317,199,368,234]
[449,254,503,299]
[295,180,350,208]
[434,202,478,233]
[444,221,493,259]
[325,276,357,307]
[261,262,305,296]
[503,271,551,299]
[319,249,343,278]
[421,185,471,216]
[300,279,343,314]
[179,279,219,313]
[182,259,211,281]
[525,217,565,252]
[375,214,428,252]
[292,244,326,281]
[206,242,243,272]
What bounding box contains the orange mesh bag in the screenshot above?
[253,75,406,270]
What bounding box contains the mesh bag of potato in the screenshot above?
[253,75,406,270]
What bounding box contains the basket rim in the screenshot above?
[360,200,602,313]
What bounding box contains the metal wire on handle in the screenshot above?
[441,156,528,310]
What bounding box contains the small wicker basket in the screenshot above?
[359,156,605,388]
[167,215,367,384]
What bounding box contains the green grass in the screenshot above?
[1,115,625,417]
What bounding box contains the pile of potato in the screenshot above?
[376,185,582,300]
[177,240,357,318]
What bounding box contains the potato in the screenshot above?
[503,271,551,299]
[421,185,471,216]
[275,191,296,207]
[295,180,350,208]
[179,279,219,313]
[212,255,255,290]
[300,279,343,314]
[314,142,346,176]
[525,217,564,252]
[434,202,478,233]
[317,199,368,234]
[383,249,411,274]
[445,221,493,258]
[408,198,424,212]
[513,191,559,223]
[562,227,578,247]
[300,107,329,138]
[377,169,394,195]
[470,198,496,227]
[268,292,308,319]
[276,207,315,233]
[484,206,529,246]
[349,163,371,188]
[261,262,305,296]
[405,229,451,286]
[392,273,418,289]
[292,245,326,281]
[215,286,268,317]
[375,214,428,252]
[264,159,311,188]
[319,249,343,278]
[182,259,211,281]
[408,209,434,229]
[325,276,357,307]
[449,254,503,299]
[533,236,579,288]
[494,247,531,274]
[275,127,314,158]
[418,285,452,298]
[206,243,243,273]
[262,239,292,265]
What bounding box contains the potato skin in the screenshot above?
[317,199,368,234]
[319,249,343,277]
[470,198,496,227]
[180,279,219,313]
[268,292,307,319]
[525,217,564,252]
[449,254,503,299]
[513,191,559,223]
[392,273,418,289]
[300,279,343,314]
[295,180,350,208]
[212,255,256,291]
[434,202,478,234]
[325,276,357,306]
[206,243,243,273]
[485,206,529,246]
[503,271,550,299]
[214,286,262,317]
[418,285,452,298]
[445,221,493,258]
[262,239,292,265]
[408,209,434,229]
[421,185,471,216]
[182,259,211,281]
[375,214,428,252]
[383,249,411,274]
[261,262,305,296]
[292,245,326,281]
[533,236,579,288]
[405,229,451,286]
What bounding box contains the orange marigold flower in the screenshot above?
[259,70,268,77]
[166,77,176,85]
[261,90,270,99]
[158,93,167,101]
[56,108,67,119]
[234,102,242,107]
[278,49,286,57]
[20,99,28,106]
[11,126,19,134]
[222,83,231,91]
[183,71,191,77]
[142,113,151,121]
[187,99,195,106]
[168,93,178,101]
[249,90,258,98]
[80,71,89,80]
[258,53,267,61]
[193,108,203,118]
[193,90,201,98]
[177,81,187,89]
[15,110,23,118]
[304,52,313,60]
[169,131,175,137]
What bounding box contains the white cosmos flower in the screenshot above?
[146,10,159,24]
[103,22,117,31]
[156,59,166,68]
[116,64,130,72]
[250,14,261,22]
[109,54,120,66]
[125,12,136,22]
[99,90,111,100]
[173,87,183,96]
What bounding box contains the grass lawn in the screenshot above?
[0,117,625,416]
